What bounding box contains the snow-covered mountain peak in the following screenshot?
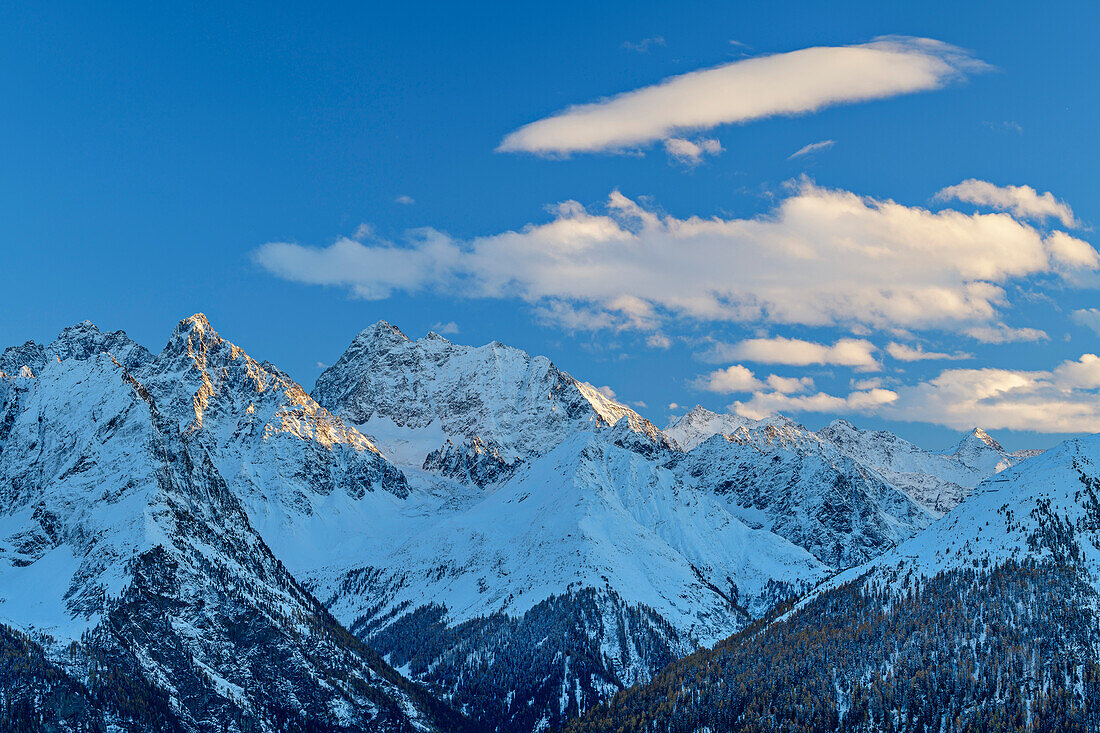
[666,406,1041,518]
[939,425,1017,477]
[0,320,151,377]
[970,426,1001,448]
[312,322,667,474]
[0,340,43,377]
[949,426,1005,454]
[664,405,803,451]
[173,311,214,335]
[49,320,152,372]
[145,314,397,459]
[354,318,411,347]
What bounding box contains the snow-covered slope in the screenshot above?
[312,322,671,480]
[825,432,1100,593]
[324,430,827,644]
[321,428,827,733]
[0,324,464,732]
[306,326,835,731]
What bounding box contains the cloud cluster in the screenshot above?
[254,181,1097,337]
[663,137,723,164]
[695,363,817,396]
[936,179,1079,228]
[885,342,972,362]
[498,37,987,155]
[1072,308,1100,335]
[726,354,1100,433]
[963,323,1049,344]
[697,364,762,393]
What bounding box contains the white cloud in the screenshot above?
[663,137,723,164]
[630,400,648,409]
[591,384,618,400]
[1072,308,1100,335]
[498,37,986,155]
[696,364,763,393]
[707,336,880,370]
[430,321,460,335]
[766,374,814,394]
[886,342,972,361]
[668,402,681,410]
[353,223,374,240]
[789,139,835,159]
[963,323,1049,344]
[646,333,672,349]
[732,387,898,421]
[732,353,1100,433]
[1045,231,1099,269]
[936,180,1078,228]
[254,181,1096,336]
[395,195,415,205]
[622,36,666,53]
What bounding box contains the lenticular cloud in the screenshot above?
[498,37,988,155]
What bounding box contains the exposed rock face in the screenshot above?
[677,434,934,568]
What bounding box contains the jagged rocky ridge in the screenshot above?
[668,405,1033,515]
[0,319,466,732]
[0,317,1044,733]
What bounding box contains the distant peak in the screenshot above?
[167,314,224,355]
[44,320,151,370]
[357,320,409,345]
[969,427,1004,452]
[669,405,718,427]
[0,339,47,379]
[424,330,450,343]
[56,320,103,338]
[177,313,214,334]
[825,418,857,432]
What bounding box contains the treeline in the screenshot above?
[565,560,1100,733]
[0,621,181,732]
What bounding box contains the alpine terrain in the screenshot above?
[0,317,1049,732]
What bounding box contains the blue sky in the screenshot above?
[1,1,1098,450]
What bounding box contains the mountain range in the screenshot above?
[2,315,1082,733]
